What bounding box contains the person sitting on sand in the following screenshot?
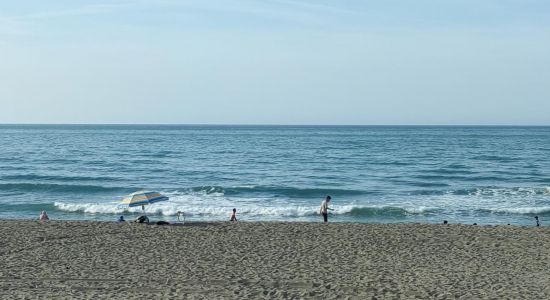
[39,211,49,221]
[117,216,125,223]
[319,196,333,223]
[230,208,237,222]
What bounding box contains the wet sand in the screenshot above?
[1,220,549,299]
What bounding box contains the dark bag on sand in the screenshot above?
[136,216,149,223]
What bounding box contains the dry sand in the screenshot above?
[1,220,549,299]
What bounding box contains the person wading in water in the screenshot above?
[319,196,333,223]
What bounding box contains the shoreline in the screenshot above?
[1,220,549,298]
[0,217,542,225]
[0,216,543,227]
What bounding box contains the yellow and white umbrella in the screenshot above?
[120,191,169,212]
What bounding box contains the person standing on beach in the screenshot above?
[230,208,237,221]
[319,196,333,223]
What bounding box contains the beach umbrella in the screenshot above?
[120,191,169,213]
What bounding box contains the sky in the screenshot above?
[1,0,549,125]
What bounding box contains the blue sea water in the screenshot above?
[0,125,549,225]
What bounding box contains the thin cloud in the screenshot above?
[0,2,138,37]
[0,0,347,30]
[269,0,362,16]
[3,2,136,21]
[136,0,351,25]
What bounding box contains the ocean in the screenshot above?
[1,125,549,225]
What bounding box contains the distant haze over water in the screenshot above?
[0,125,549,225]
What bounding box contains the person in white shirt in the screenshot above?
[319,196,333,223]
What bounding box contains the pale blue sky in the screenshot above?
[1,0,549,125]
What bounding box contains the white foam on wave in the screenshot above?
[54,199,436,218]
[54,202,133,214]
[488,206,550,215]
[405,206,436,213]
[463,187,550,197]
[53,186,550,219]
[54,201,321,217]
[333,205,436,214]
[54,190,321,217]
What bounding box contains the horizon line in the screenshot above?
[1,123,549,127]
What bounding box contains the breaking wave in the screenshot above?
[53,201,435,218]
[409,186,550,197]
[482,207,550,216]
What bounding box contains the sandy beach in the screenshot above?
[1,220,549,299]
